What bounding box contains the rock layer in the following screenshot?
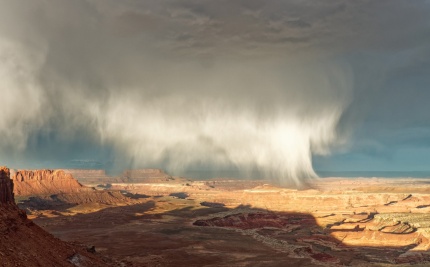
[0,166,14,204]
[12,169,84,196]
[0,167,110,267]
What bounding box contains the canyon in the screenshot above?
[3,167,430,266]
[0,167,112,267]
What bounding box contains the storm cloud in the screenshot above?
[1,0,429,185]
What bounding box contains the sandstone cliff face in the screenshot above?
[10,169,134,213]
[0,167,109,267]
[0,166,14,204]
[12,169,84,196]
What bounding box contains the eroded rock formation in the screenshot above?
[109,177,430,265]
[0,166,14,204]
[12,169,84,196]
[0,167,110,266]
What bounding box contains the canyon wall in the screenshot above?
[12,169,84,196]
[11,169,133,208]
[0,167,109,266]
[0,166,14,204]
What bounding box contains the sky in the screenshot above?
[0,0,430,186]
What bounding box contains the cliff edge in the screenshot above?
[0,166,110,267]
[0,167,14,204]
[12,169,84,196]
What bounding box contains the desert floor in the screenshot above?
[25,177,430,266]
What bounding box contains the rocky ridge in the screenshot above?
[0,167,14,204]
[0,166,110,267]
[12,169,84,196]
[11,169,134,213]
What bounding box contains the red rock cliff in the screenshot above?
[0,166,14,204]
[0,167,109,266]
[12,169,84,196]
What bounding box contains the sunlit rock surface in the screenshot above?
[0,167,14,204]
[0,167,110,267]
[21,172,430,266]
[12,169,84,196]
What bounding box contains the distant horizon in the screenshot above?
[5,164,430,179]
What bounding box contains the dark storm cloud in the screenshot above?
[1,0,430,181]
